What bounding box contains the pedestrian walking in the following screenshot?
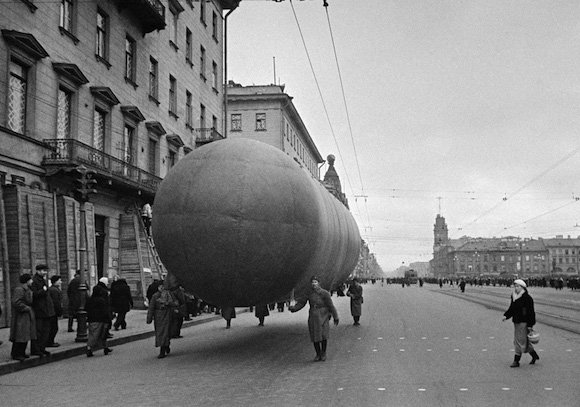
[459,279,466,293]
[254,303,269,326]
[30,264,55,357]
[85,282,113,357]
[289,276,339,362]
[67,270,82,332]
[110,276,133,330]
[347,278,363,326]
[9,274,36,361]
[502,279,539,367]
[146,281,179,358]
[47,275,63,347]
[221,305,236,329]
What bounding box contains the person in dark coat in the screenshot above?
[30,264,55,356]
[221,305,236,329]
[254,304,269,326]
[146,282,178,358]
[85,282,113,357]
[67,270,82,332]
[347,278,364,326]
[289,276,339,362]
[110,276,133,330]
[503,279,539,367]
[47,275,63,347]
[9,274,36,361]
[146,279,161,302]
[459,279,466,293]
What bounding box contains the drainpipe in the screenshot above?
[223,1,240,139]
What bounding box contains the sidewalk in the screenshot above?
[0,308,247,376]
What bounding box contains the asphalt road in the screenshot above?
[1,283,578,407]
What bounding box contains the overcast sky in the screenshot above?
[228,0,580,272]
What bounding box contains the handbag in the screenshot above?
[527,329,540,344]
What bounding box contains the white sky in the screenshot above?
[228,0,580,272]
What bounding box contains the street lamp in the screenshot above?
[74,165,97,342]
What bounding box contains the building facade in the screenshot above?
[226,82,324,179]
[0,0,238,326]
[430,216,578,280]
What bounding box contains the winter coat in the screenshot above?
[254,304,270,318]
[48,285,63,317]
[31,273,55,319]
[290,287,338,343]
[347,283,364,317]
[9,285,37,343]
[110,279,133,313]
[503,291,536,327]
[147,290,178,347]
[67,275,82,313]
[86,285,112,324]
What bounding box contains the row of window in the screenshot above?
[230,113,266,131]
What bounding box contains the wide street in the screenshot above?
[1,283,578,407]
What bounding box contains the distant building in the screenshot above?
[430,216,578,279]
[226,82,324,179]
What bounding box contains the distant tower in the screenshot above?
[433,214,449,252]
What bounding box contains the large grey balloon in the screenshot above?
[153,138,360,306]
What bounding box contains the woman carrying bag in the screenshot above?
[502,279,540,367]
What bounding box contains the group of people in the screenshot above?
[7,265,134,361]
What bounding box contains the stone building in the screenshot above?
[226,82,324,179]
[0,0,239,326]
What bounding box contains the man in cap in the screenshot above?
[30,264,55,356]
[47,275,63,347]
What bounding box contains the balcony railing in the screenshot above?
[42,139,162,194]
[114,0,166,34]
[196,128,224,145]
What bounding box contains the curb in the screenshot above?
[0,312,232,377]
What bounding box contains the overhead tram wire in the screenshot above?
[497,199,580,235]
[287,0,363,219]
[323,1,372,232]
[461,144,580,232]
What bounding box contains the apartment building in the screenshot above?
[0,0,239,326]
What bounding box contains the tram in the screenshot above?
[404,269,418,284]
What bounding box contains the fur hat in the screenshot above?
[513,279,527,288]
[19,273,32,284]
[50,275,61,284]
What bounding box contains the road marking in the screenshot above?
[399,349,405,352]
[544,388,553,391]
[466,336,471,339]
[501,388,510,391]
[399,337,405,340]
[337,388,344,391]
[377,337,383,340]
[459,388,468,391]
[377,388,386,391]
[427,349,432,352]
[454,349,460,352]
[372,349,378,352]
[421,337,427,340]
[482,349,487,352]
[418,388,426,392]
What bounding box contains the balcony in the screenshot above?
[114,0,166,34]
[195,128,224,147]
[42,139,162,195]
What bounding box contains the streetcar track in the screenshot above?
[432,289,580,336]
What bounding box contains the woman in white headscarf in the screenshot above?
[502,279,539,367]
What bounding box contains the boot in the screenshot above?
[510,354,521,368]
[529,350,539,365]
[104,348,113,355]
[165,346,170,355]
[313,342,322,361]
[158,347,167,359]
[86,348,94,358]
